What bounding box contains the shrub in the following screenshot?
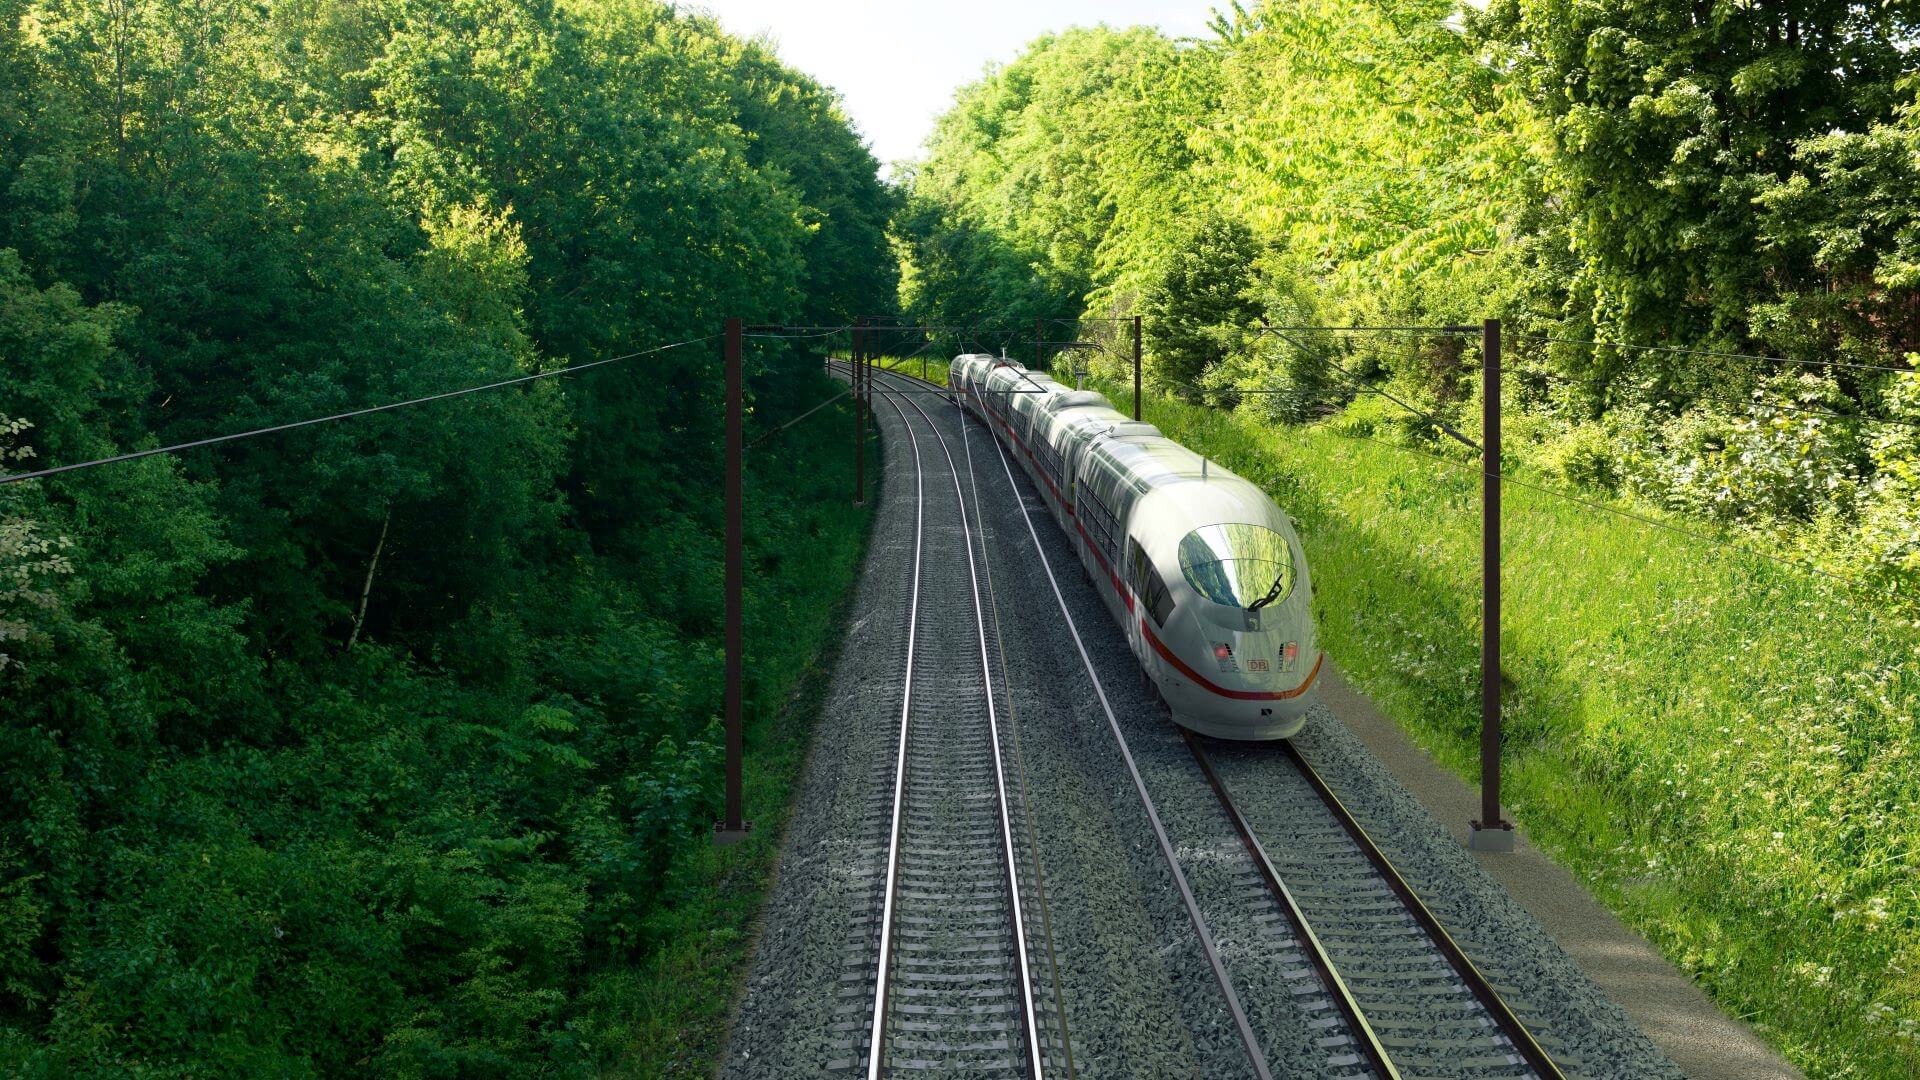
[1142,215,1265,399]
[1538,421,1624,492]
[1850,368,1920,593]
[1644,375,1869,526]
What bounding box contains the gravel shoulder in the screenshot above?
[722,387,913,1077]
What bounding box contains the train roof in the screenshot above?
[1092,436,1202,487]
[1042,389,1112,412]
[1092,434,1266,505]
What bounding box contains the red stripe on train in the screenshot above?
[1144,626,1324,702]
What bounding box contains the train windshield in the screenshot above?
[1178,523,1294,610]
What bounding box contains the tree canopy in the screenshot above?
[898,0,1920,590]
[0,1,890,1072]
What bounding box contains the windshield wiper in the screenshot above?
[1248,571,1287,612]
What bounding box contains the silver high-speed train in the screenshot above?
[950,354,1321,740]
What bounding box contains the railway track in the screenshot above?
[864,361,1571,1079]
[828,361,1055,1076]
[1189,734,1575,1079]
[861,362,1278,1076]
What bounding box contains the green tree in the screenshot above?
[1141,215,1263,398]
[898,26,1203,334]
[0,1,892,1071]
[1478,0,1920,355]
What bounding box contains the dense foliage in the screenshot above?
[901,3,1920,1074]
[0,0,888,1073]
[897,1,1920,592]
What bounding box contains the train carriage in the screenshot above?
[948,352,1321,740]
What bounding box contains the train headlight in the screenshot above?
[1213,642,1237,673]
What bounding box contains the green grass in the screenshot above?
[613,390,876,1077]
[1086,378,1920,1079]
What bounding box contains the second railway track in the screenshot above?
[1187,733,1574,1079]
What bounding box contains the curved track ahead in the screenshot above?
[865,360,1570,1080]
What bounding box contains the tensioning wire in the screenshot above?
[1512,331,1916,376]
[1504,363,1920,430]
[1321,424,1866,589]
[0,334,720,486]
[747,387,852,451]
[1276,331,1481,452]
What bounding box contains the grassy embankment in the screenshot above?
[623,385,876,1077]
[1086,378,1919,1078]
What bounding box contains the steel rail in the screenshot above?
[837,360,1045,1078]
[1183,724,1568,1079]
[853,364,926,1080]
[1272,738,1568,1080]
[955,389,1080,1080]
[871,377,1046,1077]
[878,362,1553,1078]
[1182,732,1400,1079]
[866,362,1276,1080]
[876,363,1566,1078]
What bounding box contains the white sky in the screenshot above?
[693,1,1220,174]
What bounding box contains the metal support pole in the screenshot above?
[716,317,752,846]
[1034,315,1043,371]
[1132,314,1143,421]
[853,318,866,507]
[1470,318,1514,853]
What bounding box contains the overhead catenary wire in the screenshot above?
[745,327,848,342]
[1319,415,1870,590]
[0,334,720,487]
[750,320,1036,335]
[1513,331,1916,376]
[1269,320,1914,376]
[1506,363,1920,431]
[1227,326,1881,591]
[1261,324,1482,335]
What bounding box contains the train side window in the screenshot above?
[1080,488,1118,570]
[1035,429,1066,491]
[1128,538,1175,626]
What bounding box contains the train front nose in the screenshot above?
[1156,607,1317,740]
